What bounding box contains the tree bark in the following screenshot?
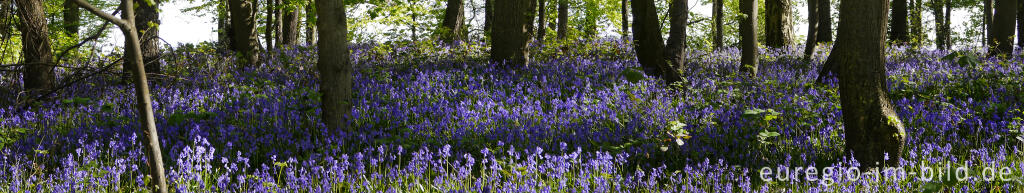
[984,0,992,45]
[621,0,628,38]
[816,0,832,42]
[317,0,352,132]
[440,0,466,42]
[890,0,908,43]
[281,1,299,46]
[537,0,547,42]
[631,0,682,84]
[1018,0,1023,48]
[942,0,950,49]
[265,0,276,49]
[274,0,282,46]
[665,0,687,71]
[765,0,794,47]
[484,0,492,37]
[1,0,11,40]
[930,0,945,49]
[15,0,55,93]
[557,0,567,40]
[713,0,723,49]
[492,0,534,65]
[132,0,161,74]
[803,0,818,60]
[911,0,923,46]
[305,0,316,45]
[229,0,260,67]
[63,0,80,36]
[833,0,906,168]
[740,0,759,76]
[991,0,1018,57]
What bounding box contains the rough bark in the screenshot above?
[713,0,723,49]
[804,0,818,60]
[890,0,908,43]
[621,0,628,38]
[765,0,794,47]
[557,0,567,40]
[991,0,1018,57]
[440,0,466,42]
[229,0,260,67]
[538,0,547,42]
[317,0,352,132]
[63,0,80,36]
[15,0,55,93]
[816,0,832,42]
[133,0,161,74]
[631,0,682,84]
[740,0,759,76]
[665,0,687,71]
[281,1,299,46]
[930,0,945,49]
[833,0,906,168]
[491,0,534,65]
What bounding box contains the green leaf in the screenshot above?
[622,68,645,84]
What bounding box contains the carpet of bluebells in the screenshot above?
[1,40,1023,192]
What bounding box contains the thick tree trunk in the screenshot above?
[713,0,723,49]
[664,0,687,71]
[740,0,759,76]
[816,0,832,42]
[991,0,1018,57]
[491,0,534,65]
[133,0,161,74]
[229,0,260,67]
[631,0,682,84]
[890,0,908,43]
[317,0,352,132]
[15,0,55,93]
[440,0,466,42]
[281,3,299,46]
[930,0,945,49]
[833,0,905,168]
[63,0,80,36]
[557,0,567,40]
[621,0,628,38]
[804,0,818,60]
[538,0,547,42]
[765,0,794,47]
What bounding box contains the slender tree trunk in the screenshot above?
[557,0,567,40]
[665,0,688,72]
[538,0,547,42]
[621,0,628,39]
[931,0,945,49]
[765,0,794,47]
[890,0,908,43]
[1018,0,1023,48]
[63,0,80,36]
[281,2,299,46]
[274,0,282,46]
[441,0,466,42]
[218,1,232,48]
[229,0,260,67]
[15,0,55,94]
[911,0,923,46]
[484,0,492,37]
[943,0,950,49]
[804,0,818,60]
[992,0,1018,57]
[526,0,536,39]
[631,0,682,84]
[713,0,723,49]
[317,0,351,132]
[740,0,759,76]
[134,0,161,74]
[492,0,534,65]
[265,0,275,49]
[816,0,832,42]
[1,0,11,40]
[305,0,316,45]
[833,0,905,168]
[411,3,418,42]
[984,0,992,45]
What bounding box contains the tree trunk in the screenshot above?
[665,0,687,72]
[218,0,232,48]
[274,0,282,46]
[265,0,275,49]
[557,0,567,40]
[991,0,1018,57]
[229,0,259,67]
[538,0,547,42]
[492,0,534,65]
[713,0,723,49]
[134,0,161,74]
[15,0,55,94]
[63,0,80,36]
[1018,0,1023,48]
[526,0,536,39]
[984,0,992,45]
[485,0,492,37]
[740,0,759,76]
[942,0,950,49]
[816,0,832,42]
[833,0,906,168]
[631,0,682,84]
[803,0,817,60]
[281,2,299,46]
[621,0,628,38]
[305,0,316,45]
[1,0,11,40]
[411,5,418,42]
[440,0,466,42]
[911,0,923,46]
[317,0,352,132]
[765,0,794,47]
[890,0,908,43]
[930,0,945,49]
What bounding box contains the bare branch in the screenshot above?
[71,0,130,28]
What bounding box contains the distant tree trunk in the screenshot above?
[803,0,818,60]
[557,0,567,40]
[265,0,275,49]
[984,0,992,45]
[229,0,260,67]
[765,0,794,47]
[816,0,832,42]
[890,0,908,43]
[631,0,682,84]
[440,0,466,42]
[492,0,534,65]
[63,0,80,36]
[713,0,723,49]
[411,4,418,42]
[664,0,687,72]
[1,0,11,40]
[621,0,628,38]
[1018,0,1023,48]
[317,0,352,132]
[833,0,906,168]
[942,0,950,49]
[537,0,547,42]
[305,1,316,45]
[218,1,232,47]
[484,0,492,37]
[526,0,536,39]
[133,0,161,74]
[15,0,55,94]
[911,0,923,45]
[740,0,759,76]
[930,0,945,49]
[281,2,299,46]
[274,0,282,46]
[991,0,1018,57]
